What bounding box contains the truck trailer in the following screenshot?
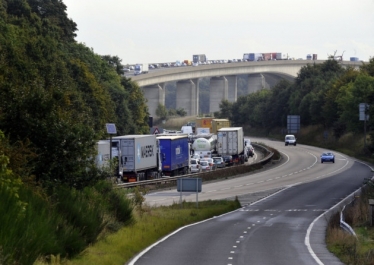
[111,135,162,182]
[195,117,214,131]
[191,136,217,159]
[211,119,231,134]
[192,54,207,63]
[157,135,190,176]
[217,127,245,165]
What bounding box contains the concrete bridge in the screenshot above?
[131,60,361,117]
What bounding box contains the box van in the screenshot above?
[181,126,193,135]
[285,135,297,146]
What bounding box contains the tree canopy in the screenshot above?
[0,0,149,187]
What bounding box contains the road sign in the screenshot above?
[150,127,163,134]
[106,123,117,134]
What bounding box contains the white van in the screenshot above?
[181,126,193,135]
[285,135,297,146]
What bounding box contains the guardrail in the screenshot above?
[115,143,274,190]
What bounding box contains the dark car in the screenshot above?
[246,145,254,157]
[321,152,335,163]
[222,155,233,166]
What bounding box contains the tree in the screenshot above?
[102,55,125,76]
[156,103,168,121]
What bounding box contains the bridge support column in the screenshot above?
[248,73,265,93]
[142,83,165,118]
[176,80,198,116]
[225,75,237,102]
[209,76,228,114]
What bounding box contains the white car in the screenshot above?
[190,159,201,173]
[200,158,215,170]
[199,160,211,171]
[285,135,297,146]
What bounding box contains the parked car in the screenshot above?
[321,152,335,163]
[199,160,211,171]
[222,155,233,166]
[212,157,225,168]
[190,159,201,173]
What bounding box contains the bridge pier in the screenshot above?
[176,79,199,116]
[142,83,165,118]
[210,76,228,114]
[226,75,237,102]
[248,73,267,93]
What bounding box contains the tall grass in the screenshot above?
[0,180,134,264]
[327,180,374,264]
[55,199,241,265]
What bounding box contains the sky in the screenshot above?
[63,0,374,65]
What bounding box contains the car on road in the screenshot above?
[212,157,225,168]
[201,157,215,170]
[199,160,211,171]
[222,155,233,166]
[190,159,201,173]
[246,144,254,157]
[285,135,297,146]
[321,152,335,163]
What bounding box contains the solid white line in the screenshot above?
[305,161,373,265]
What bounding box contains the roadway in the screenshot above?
[129,138,373,265]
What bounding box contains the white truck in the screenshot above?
[134,63,149,75]
[110,135,162,182]
[191,136,217,159]
[217,127,246,165]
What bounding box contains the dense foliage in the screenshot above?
[215,58,374,151]
[0,0,149,187]
[0,0,147,263]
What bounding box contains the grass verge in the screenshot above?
[35,199,241,265]
[326,179,374,264]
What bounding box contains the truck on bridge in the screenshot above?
[193,54,207,64]
[134,63,149,75]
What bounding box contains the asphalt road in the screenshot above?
[129,138,373,265]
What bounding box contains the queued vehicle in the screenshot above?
[201,157,215,170]
[321,152,335,163]
[212,157,225,168]
[190,159,201,173]
[222,155,234,166]
[199,160,211,171]
[246,144,254,157]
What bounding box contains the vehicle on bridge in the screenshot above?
[134,63,149,75]
[193,54,207,64]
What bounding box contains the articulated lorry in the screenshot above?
[157,135,190,176]
[111,135,162,182]
[191,136,217,159]
[216,127,246,165]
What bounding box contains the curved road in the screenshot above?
[130,138,373,265]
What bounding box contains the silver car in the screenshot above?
[212,157,225,168]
